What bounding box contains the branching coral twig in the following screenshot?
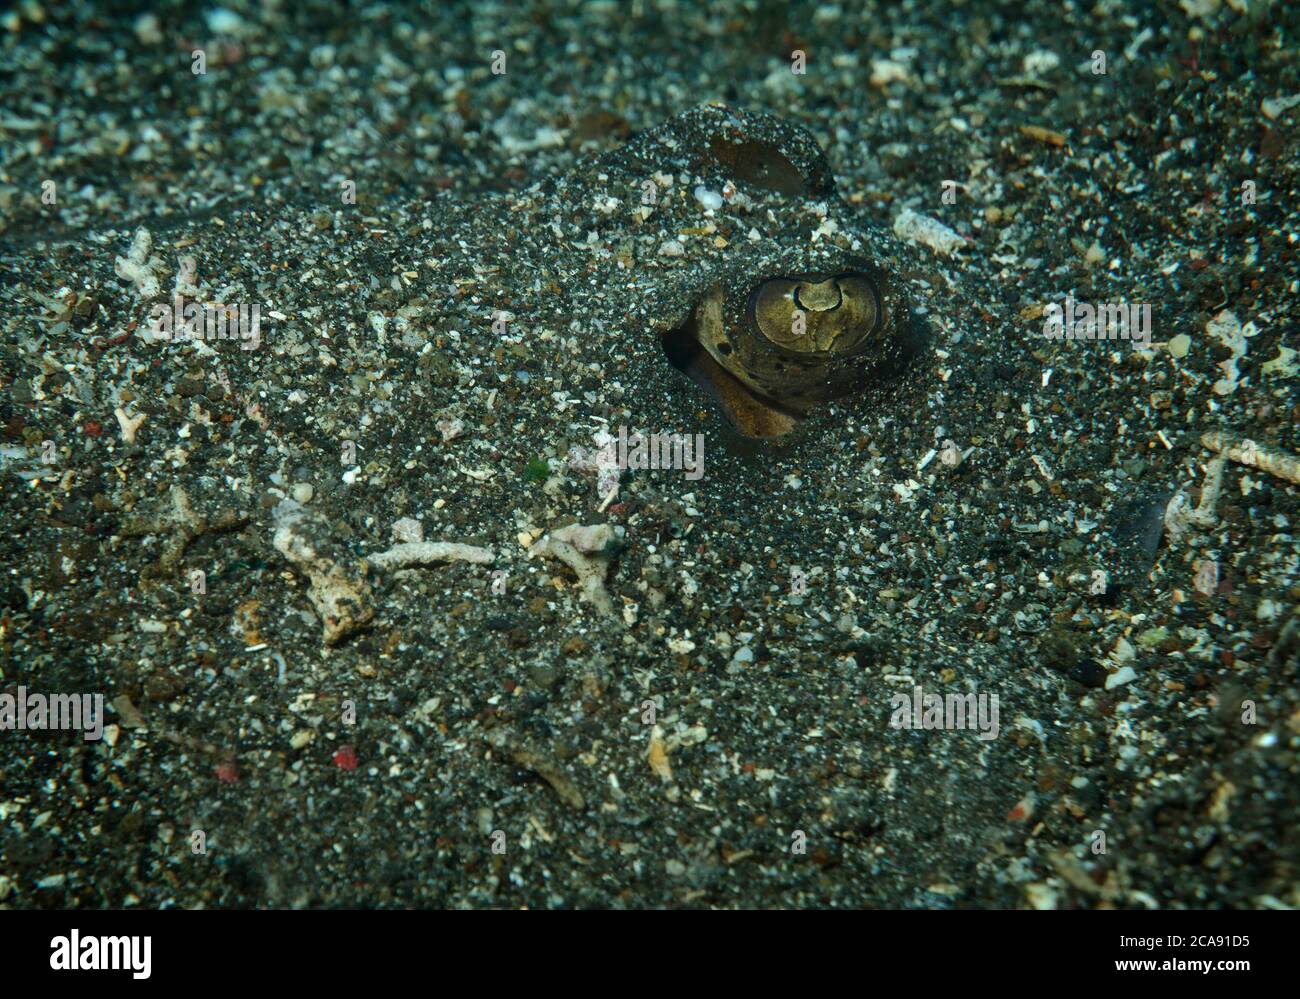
[1201,431,1300,485]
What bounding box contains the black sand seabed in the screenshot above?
[0,0,1297,909]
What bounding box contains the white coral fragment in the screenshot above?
[1164,457,1225,542]
[1202,432,1300,485]
[1206,310,1257,397]
[368,541,494,570]
[114,406,146,444]
[892,208,964,257]
[113,228,166,300]
[390,517,424,544]
[531,523,625,616]
[272,500,374,646]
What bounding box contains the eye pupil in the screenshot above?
[793,280,842,312]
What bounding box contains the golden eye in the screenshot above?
[749,273,879,356]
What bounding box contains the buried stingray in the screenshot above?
[471,103,934,448]
[16,104,956,646]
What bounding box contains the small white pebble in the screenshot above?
[1105,665,1138,690]
[205,8,248,35]
[437,416,464,442]
[1261,94,1300,120]
[869,58,910,87]
[133,13,162,44]
[693,186,723,211]
[1023,50,1060,76]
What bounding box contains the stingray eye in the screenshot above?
[749,273,879,356]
